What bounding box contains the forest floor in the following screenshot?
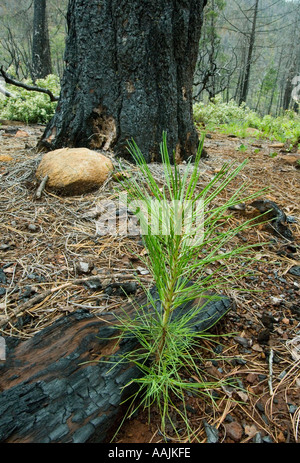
[0,121,299,444]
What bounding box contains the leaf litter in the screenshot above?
[0,125,299,443]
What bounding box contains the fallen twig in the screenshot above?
[268,348,274,396]
[35,175,49,199]
[0,66,59,102]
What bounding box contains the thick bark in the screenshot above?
[238,0,259,105]
[39,0,207,162]
[0,289,232,443]
[282,57,299,112]
[32,0,52,81]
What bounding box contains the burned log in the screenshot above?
[250,199,294,241]
[0,289,233,443]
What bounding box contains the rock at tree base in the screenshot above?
[0,291,233,443]
[36,148,114,195]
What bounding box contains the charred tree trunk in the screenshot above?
[282,57,299,112]
[238,0,259,106]
[32,0,52,81]
[39,0,207,162]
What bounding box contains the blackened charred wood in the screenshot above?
[250,199,294,241]
[0,291,233,443]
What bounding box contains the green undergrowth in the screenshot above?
[0,74,60,124]
[194,96,300,147]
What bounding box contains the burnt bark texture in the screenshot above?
[0,289,232,443]
[32,0,52,81]
[40,0,207,162]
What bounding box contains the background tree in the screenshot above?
[40,0,208,162]
[238,0,259,105]
[32,0,52,81]
[0,0,67,80]
[193,0,236,101]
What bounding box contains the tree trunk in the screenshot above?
[239,0,259,106]
[282,56,299,112]
[32,0,52,81]
[39,0,207,162]
[267,48,283,115]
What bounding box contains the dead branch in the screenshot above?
[0,67,59,102]
[35,175,49,199]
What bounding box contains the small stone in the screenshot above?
[262,435,273,443]
[246,373,257,384]
[213,344,223,354]
[136,266,150,275]
[288,404,298,414]
[203,420,219,443]
[15,130,29,138]
[83,279,101,291]
[282,318,290,325]
[228,203,246,211]
[288,266,300,277]
[236,358,247,365]
[224,421,243,442]
[262,414,269,425]
[27,223,38,232]
[253,432,263,443]
[234,336,251,348]
[77,261,93,274]
[244,424,258,439]
[252,343,263,352]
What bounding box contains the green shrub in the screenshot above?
[0,74,60,124]
[193,96,252,127]
[193,96,300,144]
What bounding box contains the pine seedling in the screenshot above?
[111,132,266,439]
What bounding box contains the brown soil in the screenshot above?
[0,121,299,444]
